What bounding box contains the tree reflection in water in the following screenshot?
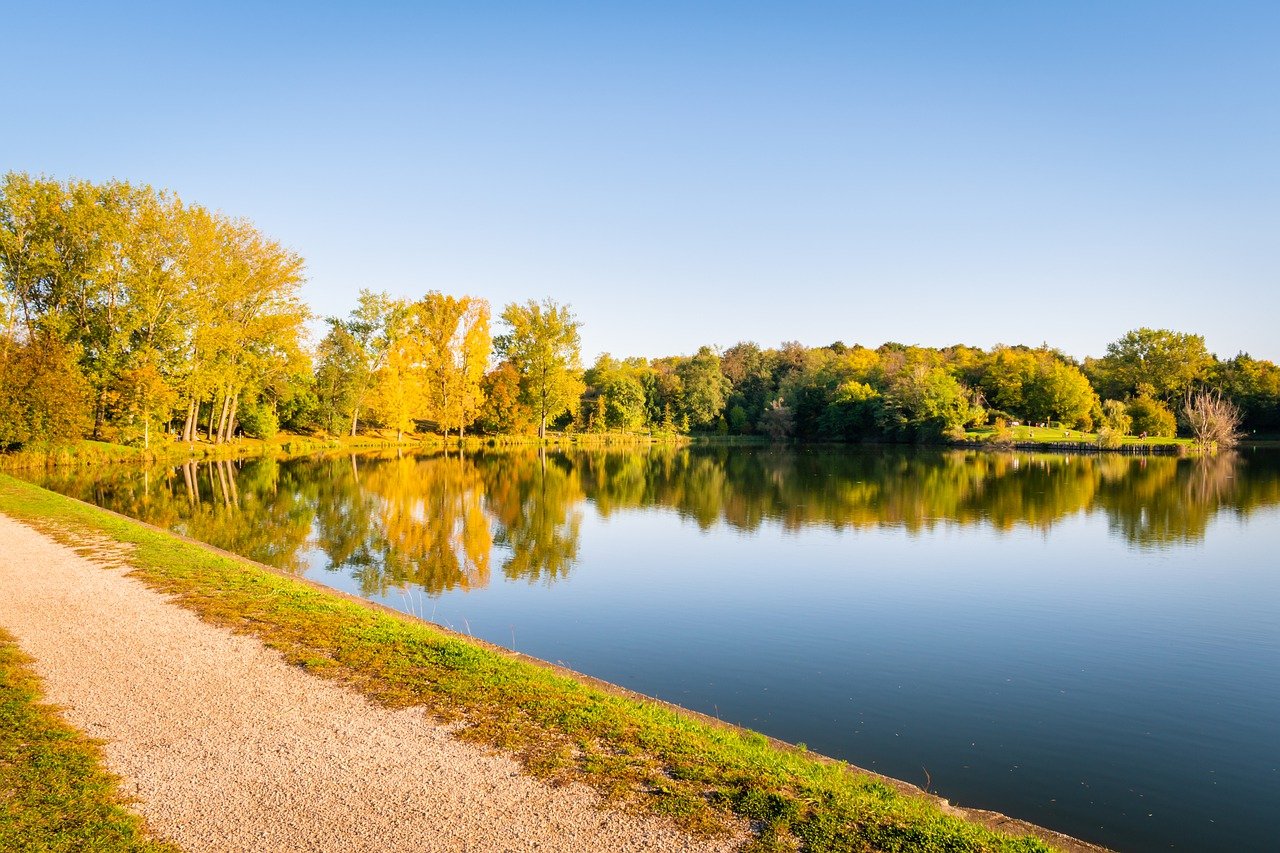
[30,446,1280,594]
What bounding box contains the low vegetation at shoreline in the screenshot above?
[0,428,687,471]
[0,628,176,852]
[964,423,1191,450]
[0,475,1061,852]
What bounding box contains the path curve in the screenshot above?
[0,513,738,853]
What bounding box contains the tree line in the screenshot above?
[3,173,1279,449]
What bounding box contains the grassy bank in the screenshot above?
[0,475,1077,853]
[0,429,688,471]
[964,424,1192,450]
[0,628,177,853]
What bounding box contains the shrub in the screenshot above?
[1095,427,1124,449]
[237,402,279,440]
[1183,389,1243,449]
[1126,395,1177,437]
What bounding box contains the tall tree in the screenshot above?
[498,299,584,439]
[416,292,491,439]
[1090,328,1214,404]
[676,346,731,431]
[367,299,420,441]
[341,290,404,436]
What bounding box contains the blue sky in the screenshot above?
[6,1,1278,362]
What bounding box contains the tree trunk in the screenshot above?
[182,398,197,443]
[223,395,240,443]
[350,407,359,437]
[215,393,232,444]
[93,386,107,440]
[207,396,219,442]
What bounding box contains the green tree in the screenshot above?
[1101,399,1133,434]
[1215,353,1280,433]
[1022,360,1098,428]
[879,364,973,440]
[584,354,649,430]
[720,341,776,433]
[1091,328,1214,404]
[314,322,365,434]
[676,346,730,431]
[1126,389,1178,438]
[498,299,584,439]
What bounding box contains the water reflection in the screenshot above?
[30,447,1280,591]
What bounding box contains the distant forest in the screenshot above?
[3,174,1278,449]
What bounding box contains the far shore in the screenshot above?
[4,423,1265,473]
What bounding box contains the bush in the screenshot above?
[1183,389,1243,449]
[237,401,279,440]
[1126,395,1177,437]
[1101,399,1132,434]
[987,417,1015,447]
[1095,427,1124,449]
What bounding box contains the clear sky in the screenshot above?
[5,1,1278,363]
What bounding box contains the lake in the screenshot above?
[25,445,1280,851]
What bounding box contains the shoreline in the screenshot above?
[4,428,1257,475]
[0,475,1111,853]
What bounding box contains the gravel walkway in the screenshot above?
[0,513,740,852]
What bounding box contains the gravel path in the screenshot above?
[0,513,740,853]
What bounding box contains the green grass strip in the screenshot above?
[0,628,178,853]
[0,473,1060,853]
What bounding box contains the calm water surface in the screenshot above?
[28,446,1280,851]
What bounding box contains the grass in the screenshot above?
[0,628,178,853]
[0,474,1064,853]
[965,424,1191,448]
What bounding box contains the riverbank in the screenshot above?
[0,511,730,852]
[0,429,688,471]
[0,475,1108,852]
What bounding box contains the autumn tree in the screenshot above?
[0,332,90,447]
[498,299,584,439]
[1022,360,1098,428]
[114,353,178,449]
[368,299,421,441]
[478,361,535,435]
[416,292,491,439]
